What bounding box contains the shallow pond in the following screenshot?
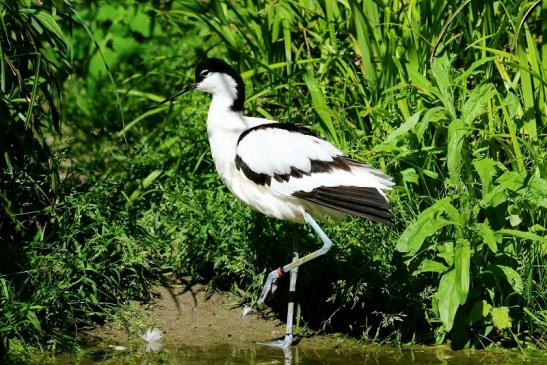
[15,342,547,365]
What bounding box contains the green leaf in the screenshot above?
[303,71,338,144]
[408,67,435,96]
[401,168,419,185]
[384,111,421,144]
[431,55,452,95]
[415,259,447,274]
[527,176,547,208]
[431,55,455,117]
[129,11,151,37]
[495,265,524,294]
[434,269,461,332]
[351,4,377,87]
[469,300,492,324]
[34,11,67,45]
[454,239,470,304]
[461,83,491,125]
[491,307,511,330]
[142,170,162,188]
[396,197,456,255]
[472,158,503,198]
[476,222,498,253]
[447,118,466,184]
[396,218,451,256]
[415,107,447,141]
[498,229,547,242]
[438,242,455,266]
[480,171,524,207]
[509,213,522,227]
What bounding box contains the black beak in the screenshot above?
[145,83,197,109]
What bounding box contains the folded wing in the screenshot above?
[235,123,394,225]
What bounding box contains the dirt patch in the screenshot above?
[88,284,289,346]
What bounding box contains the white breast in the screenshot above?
[206,107,307,222]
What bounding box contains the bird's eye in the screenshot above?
[200,70,210,77]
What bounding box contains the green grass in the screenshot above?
[0,0,545,355]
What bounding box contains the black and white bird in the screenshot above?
[148,58,394,349]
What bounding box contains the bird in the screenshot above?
[147,58,394,349]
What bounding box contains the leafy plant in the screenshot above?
[1,0,545,352]
[1,0,69,349]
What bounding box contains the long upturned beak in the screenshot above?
[145,83,197,109]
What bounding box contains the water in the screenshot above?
[26,343,547,365]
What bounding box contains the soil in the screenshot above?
[58,285,547,364]
[88,284,296,346]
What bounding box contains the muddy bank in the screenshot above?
[82,284,546,365]
[89,284,292,346]
[87,283,392,352]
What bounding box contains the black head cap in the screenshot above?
[195,58,245,111]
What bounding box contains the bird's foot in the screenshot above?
[257,268,284,304]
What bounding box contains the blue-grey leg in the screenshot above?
[258,256,298,350]
[257,211,334,349]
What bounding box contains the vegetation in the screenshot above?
[1,0,545,356]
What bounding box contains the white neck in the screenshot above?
[206,92,247,131]
[206,93,248,182]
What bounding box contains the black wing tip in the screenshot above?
[294,186,393,226]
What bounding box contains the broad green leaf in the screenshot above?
[34,11,67,45]
[438,242,455,266]
[472,158,503,198]
[396,197,456,255]
[454,239,470,304]
[509,213,522,227]
[129,11,151,37]
[476,222,498,253]
[461,83,491,125]
[481,171,524,207]
[495,265,524,294]
[434,269,461,332]
[469,300,492,324]
[401,168,419,185]
[431,55,452,94]
[384,111,421,144]
[447,119,466,184]
[396,217,451,256]
[415,259,447,274]
[423,169,439,179]
[498,229,547,242]
[415,107,447,142]
[528,176,547,208]
[491,307,511,330]
[407,67,435,96]
[431,55,455,117]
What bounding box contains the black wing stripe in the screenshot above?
[235,154,272,186]
[235,154,356,187]
[293,186,392,226]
